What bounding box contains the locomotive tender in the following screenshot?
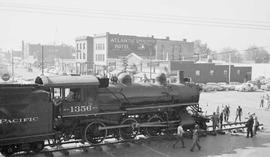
[0,74,208,156]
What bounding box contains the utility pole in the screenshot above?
[41,45,44,75]
[149,47,153,80]
[228,53,231,84]
[11,50,14,82]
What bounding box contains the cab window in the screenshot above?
[65,88,81,102]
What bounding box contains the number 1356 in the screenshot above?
[70,105,92,113]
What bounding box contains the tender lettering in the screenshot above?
[0,117,39,125]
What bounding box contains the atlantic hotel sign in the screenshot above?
[108,34,156,58]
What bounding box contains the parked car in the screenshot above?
[217,82,234,91]
[261,83,270,91]
[229,82,242,90]
[203,82,225,91]
[235,83,258,92]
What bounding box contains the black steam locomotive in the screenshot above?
[0,73,208,156]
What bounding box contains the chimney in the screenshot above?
[151,35,154,38]
[183,39,187,42]
[166,36,170,40]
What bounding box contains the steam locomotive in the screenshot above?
[0,73,208,156]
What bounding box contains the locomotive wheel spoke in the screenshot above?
[1,145,15,156]
[84,121,107,144]
[119,118,139,140]
[146,115,164,137]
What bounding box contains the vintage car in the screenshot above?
[261,83,270,91]
[217,82,234,91]
[203,82,225,92]
[235,83,258,92]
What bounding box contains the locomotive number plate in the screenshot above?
[70,105,92,113]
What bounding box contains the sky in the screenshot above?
[0,0,270,52]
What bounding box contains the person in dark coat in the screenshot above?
[235,106,242,122]
[219,111,224,129]
[246,115,254,138]
[211,112,218,132]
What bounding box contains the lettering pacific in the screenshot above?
[0,117,39,125]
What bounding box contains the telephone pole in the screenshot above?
[41,45,44,75]
[11,50,14,82]
[228,53,231,84]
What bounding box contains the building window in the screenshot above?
[161,45,165,60]
[83,43,86,49]
[195,70,200,76]
[224,70,228,76]
[96,43,105,50]
[210,70,214,76]
[237,70,240,75]
[77,43,79,50]
[83,53,86,59]
[80,43,82,50]
[80,53,82,59]
[96,54,105,61]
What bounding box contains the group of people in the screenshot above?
[246,113,260,138]
[172,105,261,152]
[173,123,201,152]
[260,94,270,109]
[211,105,231,132]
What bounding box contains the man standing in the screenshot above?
[219,111,224,129]
[246,115,254,138]
[223,105,227,122]
[235,106,243,122]
[173,122,185,148]
[253,115,259,136]
[190,125,201,152]
[225,105,230,122]
[260,95,264,108]
[211,112,218,132]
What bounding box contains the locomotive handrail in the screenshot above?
[125,102,199,111]
[61,111,127,118]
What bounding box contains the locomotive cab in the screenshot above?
[35,75,100,118]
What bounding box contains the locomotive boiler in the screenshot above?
[0,73,208,156]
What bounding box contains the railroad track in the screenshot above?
[8,121,263,157]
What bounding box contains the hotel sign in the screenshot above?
[108,34,156,58]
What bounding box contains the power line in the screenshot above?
[1,2,270,30]
[2,1,270,25]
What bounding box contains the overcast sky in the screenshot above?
[0,0,270,52]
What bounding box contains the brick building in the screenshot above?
[75,36,94,74]
[93,33,156,74]
[22,42,75,66]
[155,38,194,61]
[169,61,251,83]
[92,33,195,75]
